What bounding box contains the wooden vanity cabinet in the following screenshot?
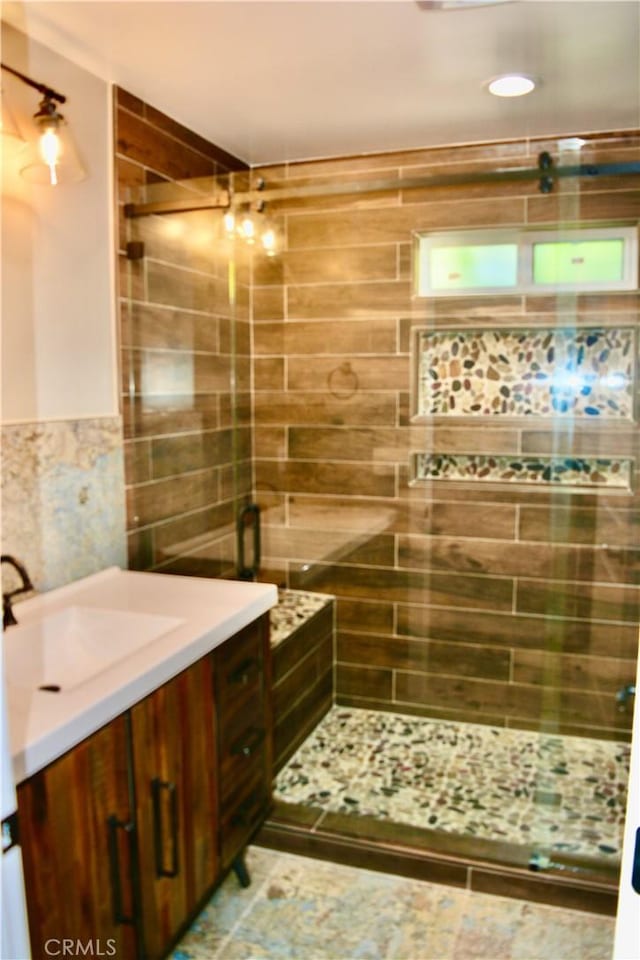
[131,652,219,959]
[17,614,272,960]
[17,713,139,959]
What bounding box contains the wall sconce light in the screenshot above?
[1,61,86,186]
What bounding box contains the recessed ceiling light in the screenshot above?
[487,74,536,97]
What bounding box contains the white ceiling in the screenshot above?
[4,0,640,165]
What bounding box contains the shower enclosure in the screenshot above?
[119,122,639,907]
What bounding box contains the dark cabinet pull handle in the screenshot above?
[107,815,136,925]
[231,727,265,758]
[151,778,179,878]
[228,657,259,686]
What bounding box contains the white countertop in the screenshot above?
[3,567,277,783]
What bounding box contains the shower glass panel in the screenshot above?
[249,133,639,891]
[120,170,251,580]
[119,135,639,894]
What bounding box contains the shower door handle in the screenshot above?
[237,503,261,581]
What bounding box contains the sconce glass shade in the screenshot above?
[0,88,24,143]
[19,98,86,186]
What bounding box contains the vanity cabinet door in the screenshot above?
[17,714,139,960]
[131,653,218,960]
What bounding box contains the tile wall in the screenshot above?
[251,131,640,740]
[115,88,250,578]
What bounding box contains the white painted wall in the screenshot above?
[1,21,117,423]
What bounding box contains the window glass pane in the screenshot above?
[429,243,518,290]
[533,238,624,285]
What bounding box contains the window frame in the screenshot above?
[413,225,639,298]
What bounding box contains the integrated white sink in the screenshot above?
[5,605,183,693]
[3,566,278,783]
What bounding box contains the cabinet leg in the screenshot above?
[232,854,251,888]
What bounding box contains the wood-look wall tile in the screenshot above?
[287,198,526,250]
[286,494,517,539]
[127,467,220,528]
[122,395,219,440]
[253,285,285,321]
[287,140,527,180]
[512,649,637,696]
[396,602,640,659]
[273,634,333,718]
[119,255,145,302]
[255,358,285,391]
[116,105,215,180]
[143,103,246,169]
[116,87,145,115]
[254,427,287,459]
[395,672,543,721]
[397,534,640,585]
[123,348,231,396]
[521,427,639,458]
[336,664,393,700]
[263,526,395,567]
[516,579,640,624]
[124,439,152,485]
[254,392,398,427]
[337,631,510,681]
[152,501,235,564]
[290,563,513,611]
[336,598,395,635]
[150,429,233,479]
[146,260,222,313]
[288,357,408,392]
[287,280,412,320]
[288,426,404,462]
[519,505,639,547]
[273,605,334,683]
[127,528,153,570]
[255,460,396,498]
[254,245,399,286]
[121,302,219,353]
[254,319,398,355]
[527,190,640,224]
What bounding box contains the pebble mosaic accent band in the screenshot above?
[417,327,635,419]
[414,453,633,489]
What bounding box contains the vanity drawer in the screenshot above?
[219,720,268,806]
[220,768,270,869]
[215,619,265,711]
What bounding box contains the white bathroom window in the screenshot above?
[414,226,638,297]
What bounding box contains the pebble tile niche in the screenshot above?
[417,327,635,419]
[414,453,633,490]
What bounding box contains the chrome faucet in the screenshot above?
[1,555,34,629]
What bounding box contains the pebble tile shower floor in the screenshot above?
[273,706,630,860]
[172,846,615,960]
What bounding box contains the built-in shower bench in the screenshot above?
[269,589,335,772]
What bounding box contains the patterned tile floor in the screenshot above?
[273,707,631,861]
[172,846,615,960]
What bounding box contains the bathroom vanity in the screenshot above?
[3,568,277,960]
